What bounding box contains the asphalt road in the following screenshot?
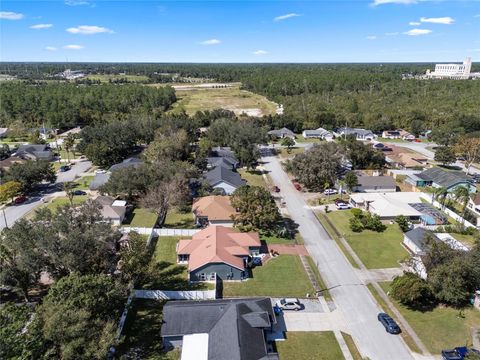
[261,151,414,360]
[0,160,92,230]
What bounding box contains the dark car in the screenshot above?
[377,313,401,334]
[59,165,71,172]
[272,186,280,193]
[73,190,87,196]
[293,182,302,191]
[442,347,480,360]
[14,195,27,204]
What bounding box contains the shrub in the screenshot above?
[395,215,410,233]
[351,208,363,218]
[365,214,386,232]
[349,217,364,232]
[390,272,433,307]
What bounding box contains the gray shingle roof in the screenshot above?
[356,175,396,190]
[108,157,143,172]
[337,127,374,137]
[405,227,439,252]
[161,298,275,360]
[417,167,471,189]
[207,157,236,169]
[204,166,246,188]
[267,128,295,137]
[89,173,111,190]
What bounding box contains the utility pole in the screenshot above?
[2,208,8,229]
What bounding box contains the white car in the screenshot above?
[276,298,302,311]
[336,203,351,210]
[324,189,338,195]
[95,169,107,174]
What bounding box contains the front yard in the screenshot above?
[238,168,268,188]
[73,175,94,190]
[275,331,345,360]
[379,282,480,354]
[324,210,408,269]
[222,255,315,297]
[45,195,88,211]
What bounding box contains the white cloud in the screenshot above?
[366,35,377,40]
[474,14,480,18]
[66,25,113,35]
[274,13,301,22]
[420,16,454,25]
[253,50,268,55]
[45,46,57,51]
[30,23,53,29]
[0,11,24,20]
[63,44,84,50]
[371,0,417,6]
[385,32,399,36]
[409,21,421,25]
[65,0,90,5]
[199,39,221,45]
[404,28,432,36]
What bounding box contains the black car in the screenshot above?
[73,190,87,196]
[442,347,480,360]
[377,313,401,334]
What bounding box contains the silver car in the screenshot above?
[276,298,302,311]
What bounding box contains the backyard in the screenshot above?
[324,210,409,269]
[123,207,159,228]
[379,282,480,354]
[222,255,315,297]
[162,207,195,229]
[275,332,345,360]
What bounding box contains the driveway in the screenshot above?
[55,160,92,183]
[260,149,415,360]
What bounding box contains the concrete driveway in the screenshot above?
[260,149,416,360]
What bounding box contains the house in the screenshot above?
[302,128,333,141]
[405,167,476,193]
[204,166,246,195]
[161,297,278,360]
[349,192,424,220]
[382,130,401,139]
[192,196,237,227]
[176,225,261,281]
[94,196,127,225]
[89,157,144,190]
[334,127,376,141]
[58,127,82,138]
[409,202,448,225]
[207,147,239,169]
[403,227,439,256]
[267,127,295,139]
[467,194,480,228]
[28,127,53,141]
[207,157,237,171]
[372,143,392,152]
[0,156,26,171]
[351,175,396,193]
[0,128,9,138]
[14,144,53,161]
[399,130,416,141]
[387,153,428,169]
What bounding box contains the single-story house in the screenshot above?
[204,166,246,195]
[267,127,296,139]
[405,167,476,193]
[334,127,376,141]
[89,157,144,190]
[161,297,278,360]
[467,194,480,215]
[409,202,448,225]
[382,130,401,139]
[0,156,26,171]
[351,175,396,193]
[58,127,82,138]
[207,147,239,169]
[302,128,333,141]
[206,157,237,171]
[94,196,127,225]
[108,157,143,172]
[399,130,415,141]
[349,192,424,220]
[386,153,428,169]
[176,225,261,281]
[403,227,439,256]
[0,128,9,138]
[14,144,53,161]
[372,143,392,152]
[192,195,237,227]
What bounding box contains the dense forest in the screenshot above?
[0,63,479,137]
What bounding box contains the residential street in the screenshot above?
[0,160,92,230]
[261,150,415,360]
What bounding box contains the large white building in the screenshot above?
[425,57,472,79]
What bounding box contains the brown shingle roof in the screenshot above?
[177,226,260,271]
[192,196,237,221]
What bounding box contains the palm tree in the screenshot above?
[63,133,76,163]
[453,185,470,219]
[433,186,448,210]
[338,180,345,200]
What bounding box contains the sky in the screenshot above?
[1,0,479,63]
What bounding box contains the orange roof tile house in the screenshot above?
[192,195,238,227]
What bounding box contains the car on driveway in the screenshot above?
[377,313,401,334]
[442,347,480,360]
[276,298,302,311]
[59,165,70,172]
[324,189,338,195]
[73,190,87,196]
[14,195,27,204]
[336,203,351,210]
[272,186,280,193]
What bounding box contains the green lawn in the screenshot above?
[153,236,183,265]
[379,282,480,354]
[377,137,407,143]
[44,195,88,211]
[326,211,408,269]
[341,332,363,360]
[238,168,268,188]
[223,255,315,297]
[276,332,345,360]
[86,74,149,83]
[163,208,195,229]
[294,136,322,144]
[261,233,303,245]
[118,298,180,360]
[450,233,478,247]
[73,175,94,190]
[306,256,331,301]
[278,146,305,158]
[124,208,159,228]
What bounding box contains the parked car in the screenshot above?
[324,189,338,195]
[442,347,480,360]
[272,186,280,193]
[334,199,347,205]
[95,169,107,174]
[293,182,302,191]
[73,190,87,196]
[59,165,70,172]
[336,203,351,210]
[377,313,401,334]
[276,298,302,311]
[14,195,27,204]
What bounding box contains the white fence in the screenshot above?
[134,288,216,300]
[419,194,477,228]
[153,228,200,237]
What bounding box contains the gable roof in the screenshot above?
[161,297,275,360]
[356,175,396,190]
[336,127,374,137]
[267,127,295,137]
[204,166,246,188]
[404,227,440,252]
[94,196,126,221]
[89,173,111,190]
[192,196,237,221]
[417,167,471,188]
[207,157,236,169]
[108,157,143,172]
[177,225,260,271]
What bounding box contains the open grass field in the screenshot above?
[275,332,345,360]
[325,210,408,269]
[123,207,159,228]
[222,255,315,297]
[163,207,195,229]
[238,168,268,188]
[379,282,480,354]
[170,84,278,116]
[85,74,149,82]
